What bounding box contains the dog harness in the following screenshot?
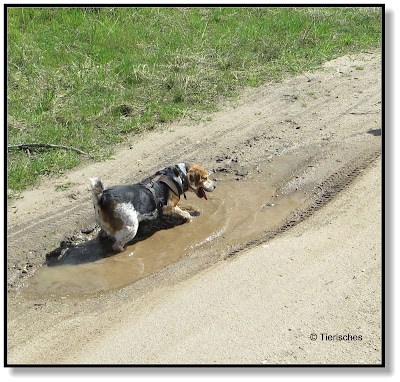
[142,174,187,214]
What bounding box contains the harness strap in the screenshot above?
[143,175,162,214]
[157,175,182,197]
[142,174,184,214]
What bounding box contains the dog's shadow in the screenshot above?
[46,215,189,267]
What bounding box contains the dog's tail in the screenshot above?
[89,178,104,202]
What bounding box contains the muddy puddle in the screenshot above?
[22,154,314,297]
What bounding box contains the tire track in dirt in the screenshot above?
[226,149,381,258]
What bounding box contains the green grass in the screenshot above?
[7,6,382,193]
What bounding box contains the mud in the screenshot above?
[20,142,380,298]
[22,156,311,296]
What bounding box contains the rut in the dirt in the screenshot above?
[19,145,381,296]
[226,149,381,258]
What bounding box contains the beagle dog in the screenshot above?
[90,163,216,252]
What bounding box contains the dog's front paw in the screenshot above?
[181,210,192,222]
[189,210,200,217]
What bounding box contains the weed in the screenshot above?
[55,181,72,191]
[307,91,318,99]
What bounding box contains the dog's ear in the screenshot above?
[188,170,200,187]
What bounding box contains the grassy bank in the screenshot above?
[7,7,382,193]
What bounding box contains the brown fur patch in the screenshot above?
[166,189,180,208]
[99,200,124,234]
[187,163,208,177]
[187,163,208,188]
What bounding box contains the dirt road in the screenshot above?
[6,52,382,365]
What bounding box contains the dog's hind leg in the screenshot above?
[112,225,138,252]
[112,203,139,252]
[98,229,109,238]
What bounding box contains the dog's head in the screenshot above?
[177,163,216,200]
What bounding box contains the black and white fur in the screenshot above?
[90,163,215,252]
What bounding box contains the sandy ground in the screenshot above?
[62,159,382,365]
[6,52,382,365]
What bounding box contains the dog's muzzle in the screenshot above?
[196,180,216,200]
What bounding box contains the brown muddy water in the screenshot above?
[22,156,313,297]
